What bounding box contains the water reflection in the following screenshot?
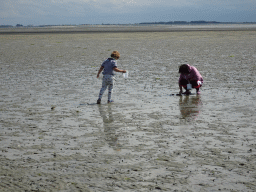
[98,105,121,151]
[179,95,202,122]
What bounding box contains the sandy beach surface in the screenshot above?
[0,25,256,191]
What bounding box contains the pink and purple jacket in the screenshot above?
[178,64,203,84]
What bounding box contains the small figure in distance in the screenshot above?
[96,51,126,104]
[178,64,203,95]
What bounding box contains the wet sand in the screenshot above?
[1,24,256,34]
[0,26,256,191]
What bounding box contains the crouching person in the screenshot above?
[178,64,203,95]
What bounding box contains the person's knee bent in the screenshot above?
[180,79,188,88]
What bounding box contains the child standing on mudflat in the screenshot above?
[96,51,126,104]
[178,64,203,95]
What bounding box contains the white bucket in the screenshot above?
[187,83,192,90]
[123,71,129,78]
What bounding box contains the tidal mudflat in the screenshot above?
[0,26,256,191]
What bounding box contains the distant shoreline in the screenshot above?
[1,24,256,35]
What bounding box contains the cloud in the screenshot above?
[1,0,256,25]
[193,0,256,10]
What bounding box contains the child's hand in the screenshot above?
[123,70,126,73]
[97,66,104,78]
[177,90,183,95]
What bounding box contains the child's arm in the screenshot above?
[113,67,126,73]
[97,66,104,78]
[178,75,183,94]
[179,84,183,94]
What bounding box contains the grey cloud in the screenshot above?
[1,0,256,25]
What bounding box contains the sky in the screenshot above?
[1,0,256,26]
